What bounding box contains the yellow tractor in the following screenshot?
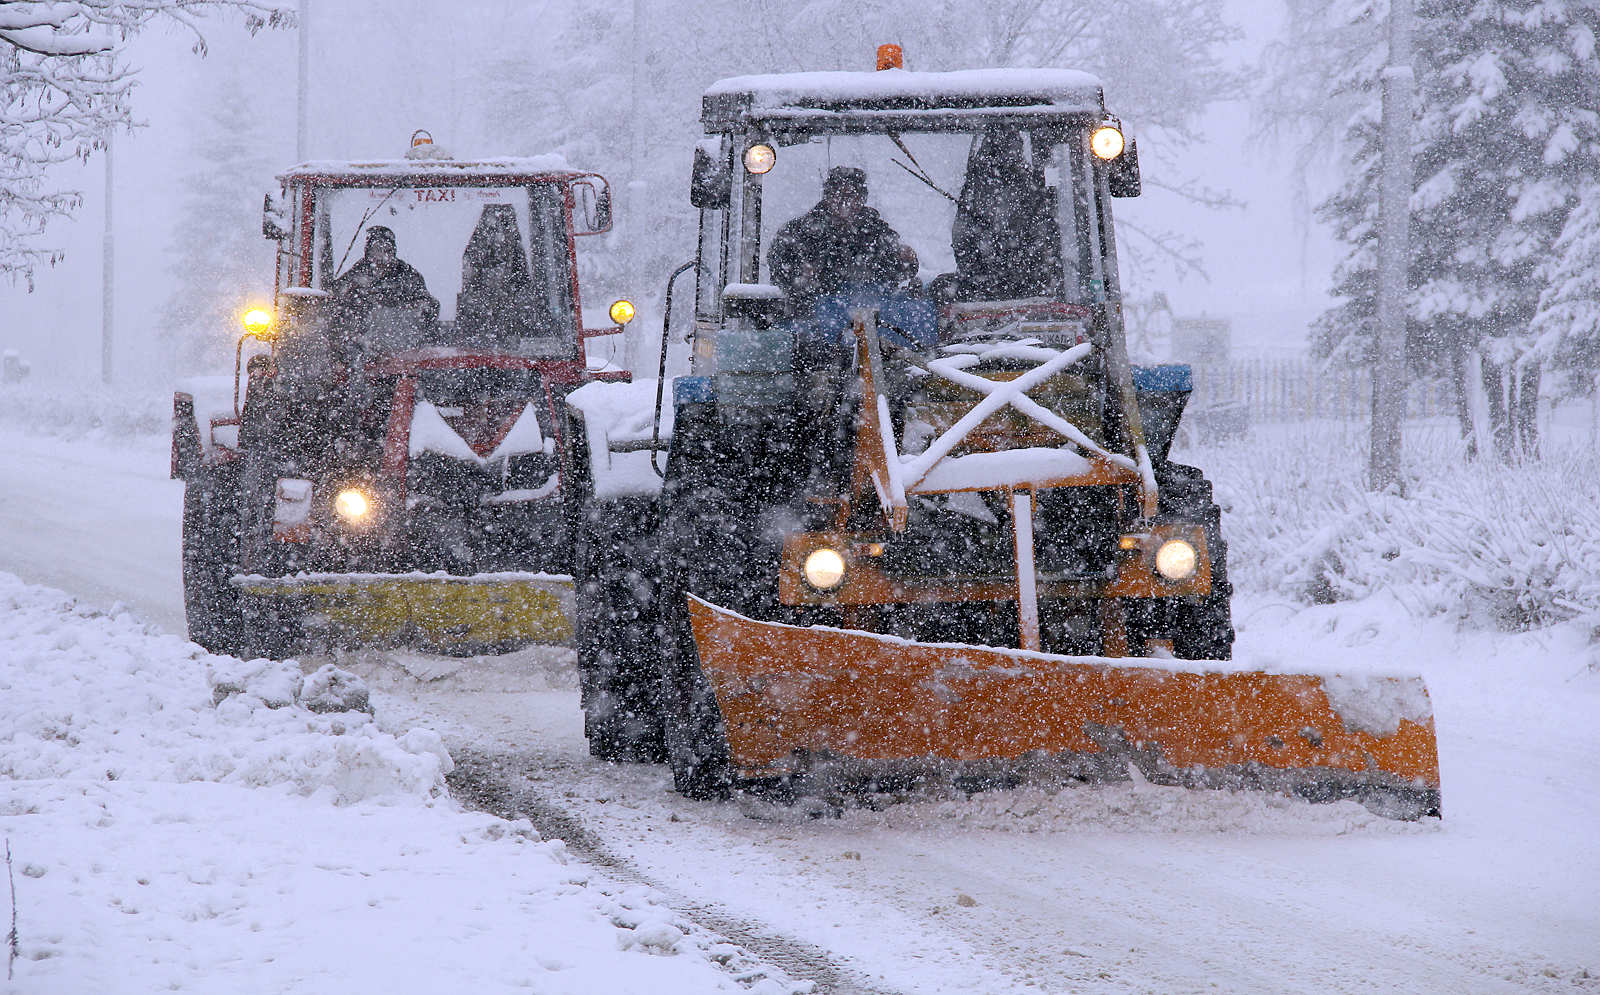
[627,59,1440,818]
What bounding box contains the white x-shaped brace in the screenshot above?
[870,340,1157,518]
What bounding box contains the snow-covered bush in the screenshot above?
[1188,423,1600,629]
[0,380,171,439]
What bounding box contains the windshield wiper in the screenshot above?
[887,132,956,202]
[334,186,402,276]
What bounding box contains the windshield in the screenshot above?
[752,127,1092,309]
[313,184,577,357]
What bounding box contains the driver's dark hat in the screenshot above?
[365,226,397,247]
[823,166,868,195]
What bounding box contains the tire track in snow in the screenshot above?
[447,750,901,995]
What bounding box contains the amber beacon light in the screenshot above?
[242,308,274,339]
[876,44,903,71]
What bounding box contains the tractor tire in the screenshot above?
[240,594,308,662]
[573,497,667,763]
[181,467,247,657]
[232,449,309,662]
[1173,499,1234,660]
[1155,461,1236,661]
[654,486,755,800]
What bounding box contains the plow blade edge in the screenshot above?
[687,596,1441,819]
[235,572,575,651]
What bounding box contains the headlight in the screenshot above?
[1155,539,1198,581]
[802,547,846,591]
[609,299,635,325]
[1091,126,1125,160]
[744,143,776,175]
[333,487,372,522]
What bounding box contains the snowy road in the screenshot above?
[2,423,1596,994]
[0,431,185,634]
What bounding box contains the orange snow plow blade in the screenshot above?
[688,596,1441,819]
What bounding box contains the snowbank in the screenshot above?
[0,575,448,803]
[0,380,171,440]
[1188,423,1600,634]
[0,574,812,994]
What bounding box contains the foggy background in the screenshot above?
[0,0,1335,383]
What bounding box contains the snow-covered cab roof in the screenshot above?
[702,68,1105,134]
[277,154,575,187]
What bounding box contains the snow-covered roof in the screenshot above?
[703,68,1104,132]
[278,154,574,184]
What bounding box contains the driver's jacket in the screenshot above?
[330,258,439,322]
[767,202,915,311]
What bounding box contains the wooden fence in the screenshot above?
[1188,360,1453,424]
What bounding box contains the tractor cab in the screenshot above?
[265,146,623,371]
[687,66,1141,372]
[677,68,1162,505]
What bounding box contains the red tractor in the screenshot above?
[172,136,657,756]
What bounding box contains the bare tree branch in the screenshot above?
[0,0,293,280]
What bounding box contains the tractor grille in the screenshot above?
[879,485,1121,582]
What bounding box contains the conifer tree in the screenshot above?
[159,72,277,372]
[1532,180,1600,388]
[1278,0,1600,460]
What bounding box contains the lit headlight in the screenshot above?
[1091,126,1125,160]
[1155,539,1198,581]
[744,143,776,175]
[333,487,372,522]
[803,547,846,591]
[609,299,635,325]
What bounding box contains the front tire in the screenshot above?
[573,497,667,763]
[1155,461,1235,661]
[182,467,247,657]
[655,486,755,799]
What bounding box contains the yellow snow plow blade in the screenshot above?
[688,596,1441,819]
[234,572,574,651]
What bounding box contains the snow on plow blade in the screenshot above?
[688,596,1441,820]
[234,572,575,651]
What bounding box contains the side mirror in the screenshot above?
[571,177,612,235]
[1108,138,1141,198]
[263,192,289,240]
[690,142,731,210]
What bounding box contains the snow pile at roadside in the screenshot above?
[1189,425,1600,631]
[0,573,814,994]
[0,380,171,440]
[0,575,448,803]
[834,773,1440,836]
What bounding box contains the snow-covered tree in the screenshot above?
[159,64,277,372]
[1269,0,1600,460]
[1531,181,1600,388]
[0,0,292,283]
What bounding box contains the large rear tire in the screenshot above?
[655,486,755,799]
[182,467,247,657]
[573,497,667,763]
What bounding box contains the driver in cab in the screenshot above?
[767,166,918,314]
[331,226,440,336]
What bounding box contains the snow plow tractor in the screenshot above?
[624,63,1441,818]
[173,139,642,692]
